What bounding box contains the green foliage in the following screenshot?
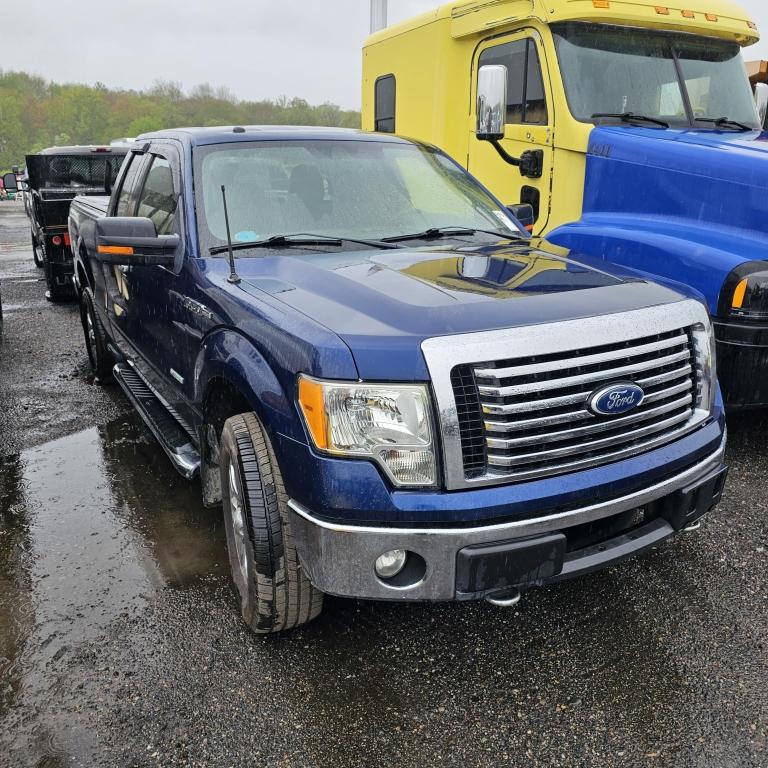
[0,71,361,171]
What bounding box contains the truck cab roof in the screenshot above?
[366,0,758,47]
[136,126,413,148]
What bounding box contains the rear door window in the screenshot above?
[115,154,144,216]
[135,156,178,235]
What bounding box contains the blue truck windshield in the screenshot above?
[194,140,520,251]
[552,23,760,129]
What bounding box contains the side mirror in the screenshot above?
[507,203,535,232]
[95,217,178,267]
[476,65,507,141]
[2,173,18,192]
[756,83,768,130]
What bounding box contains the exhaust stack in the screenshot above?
[370,0,388,33]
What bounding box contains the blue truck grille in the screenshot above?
[451,327,699,482]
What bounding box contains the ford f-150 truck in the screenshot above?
[363,0,768,409]
[69,127,726,634]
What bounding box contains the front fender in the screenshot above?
[193,328,306,445]
[548,214,768,315]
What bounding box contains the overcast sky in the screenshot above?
[5,0,768,110]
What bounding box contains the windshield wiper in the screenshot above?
[381,225,524,244]
[696,117,754,132]
[591,112,670,129]
[209,232,400,255]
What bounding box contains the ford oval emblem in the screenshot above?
[588,382,645,416]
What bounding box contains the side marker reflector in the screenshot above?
[732,278,749,309]
[298,377,329,450]
[655,6,670,14]
[97,245,134,256]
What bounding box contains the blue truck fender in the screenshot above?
[193,327,305,445]
[548,213,768,316]
[193,327,310,507]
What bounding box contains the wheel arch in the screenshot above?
[196,328,304,506]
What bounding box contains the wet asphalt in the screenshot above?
[0,201,767,768]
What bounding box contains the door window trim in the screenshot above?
[477,35,549,126]
[132,142,185,273]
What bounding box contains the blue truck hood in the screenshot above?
[586,126,768,239]
[236,240,686,380]
[543,126,768,315]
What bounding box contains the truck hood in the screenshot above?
[236,240,686,380]
[585,126,768,237]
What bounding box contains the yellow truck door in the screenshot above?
[468,30,554,235]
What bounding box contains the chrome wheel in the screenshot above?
[228,460,249,589]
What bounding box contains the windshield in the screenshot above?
[552,23,760,129]
[194,139,521,252]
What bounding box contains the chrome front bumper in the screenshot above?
[288,439,726,602]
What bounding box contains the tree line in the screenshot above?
[0,70,361,171]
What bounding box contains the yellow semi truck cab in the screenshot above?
[362,0,759,236]
[362,0,768,412]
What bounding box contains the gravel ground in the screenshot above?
[0,202,767,768]
[0,200,129,454]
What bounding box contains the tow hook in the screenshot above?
[682,519,702,533]
[485,589,522,608]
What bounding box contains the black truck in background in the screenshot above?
[24,146,128,300]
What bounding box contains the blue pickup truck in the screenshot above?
[69,127,727,634]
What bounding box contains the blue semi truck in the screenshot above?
[69,127,726,633]
[363,0,768,409]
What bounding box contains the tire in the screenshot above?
[80,287,113,382]
[32,231,44,269]
[220,412,323,634]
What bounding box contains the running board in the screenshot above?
[113,363,200,479]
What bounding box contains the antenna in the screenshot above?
[370,0,388,33]
[221,185,241,285]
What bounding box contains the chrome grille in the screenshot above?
[421,298,714,490]
[452,327,700,482]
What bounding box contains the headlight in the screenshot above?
[297,376,436,487]
[724,269,768,320]
[691,321,716,414]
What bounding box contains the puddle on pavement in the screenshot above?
[0,415,228,760]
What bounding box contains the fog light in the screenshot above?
[375,549,407,579]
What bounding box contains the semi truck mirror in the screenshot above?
[2,173,18,192]
[476,65,507,141]
[755,83,768,130]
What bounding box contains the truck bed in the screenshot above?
[71,194,110,221]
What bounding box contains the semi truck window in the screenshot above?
[553,23,760,129]
[478,39,548,125]
[375,75,396,132]
[675,39,759,124]
[136,156,177,235]
[115,154,143,216]
[374,75,397,133]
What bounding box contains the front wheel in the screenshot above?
[220,413,323,634]
[80,287,113,382]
